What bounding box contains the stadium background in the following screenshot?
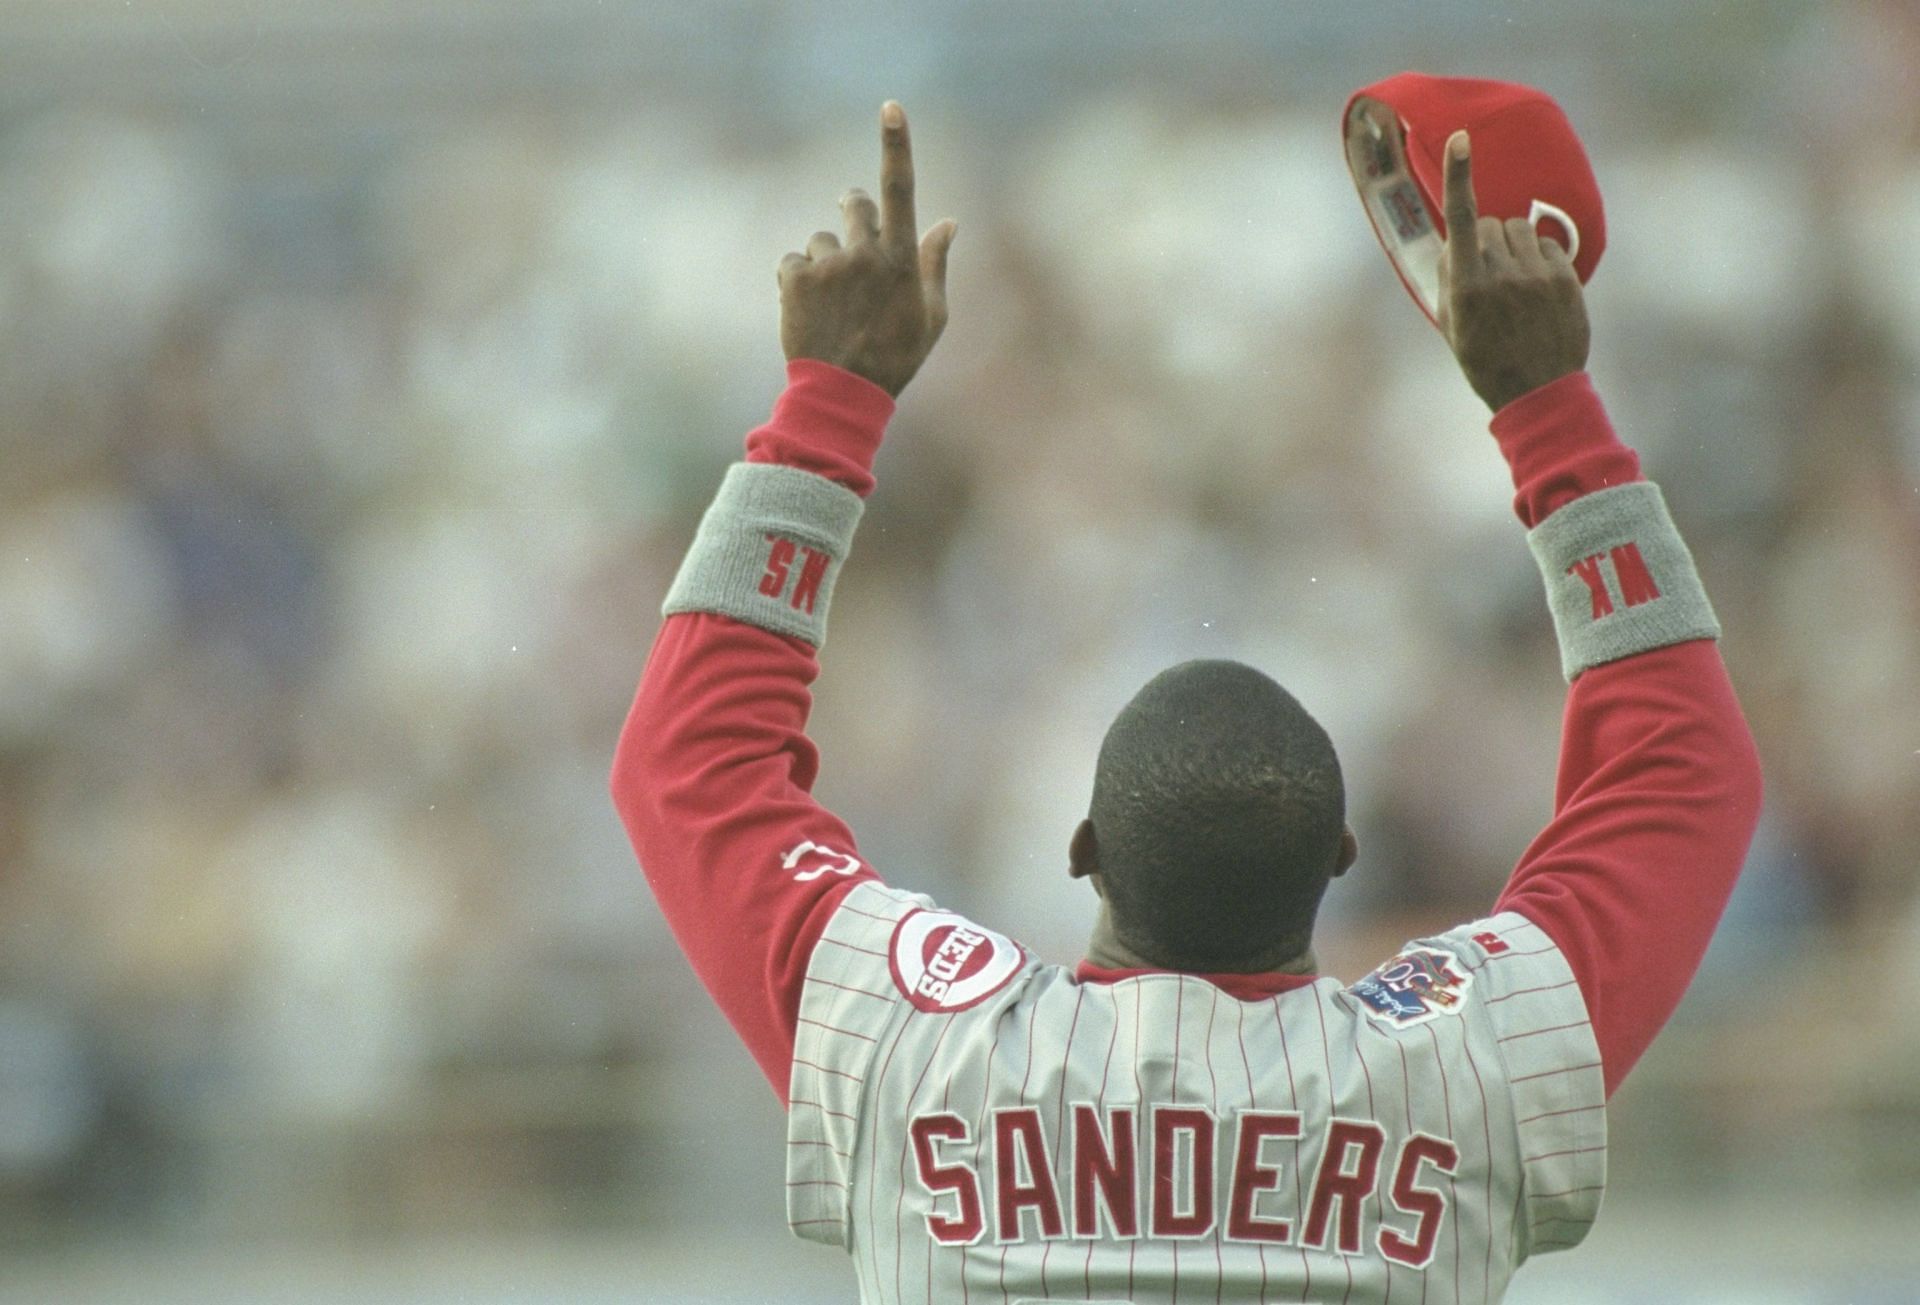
[1,1,1917,1300]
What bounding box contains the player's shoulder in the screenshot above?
[811,880,1046,1014]
[1343,910,1578,1035]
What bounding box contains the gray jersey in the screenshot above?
[786,881,1605,1304]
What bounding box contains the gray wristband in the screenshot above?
[1527,481,1720,680]
[662,463,865,647]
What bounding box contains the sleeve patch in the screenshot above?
[1472,930,1511,955]
[888,910,1025,1012]
[1349,947,1474,1028]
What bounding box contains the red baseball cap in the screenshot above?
[1342,73,1605,325]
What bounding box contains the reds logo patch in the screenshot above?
[889,910,1025,1013]
[1350,947,1473,1028]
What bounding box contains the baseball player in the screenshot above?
[612,98,1763,1303]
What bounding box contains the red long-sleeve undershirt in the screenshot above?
[1484,373,1763,1096]
[610,363,1762,1104]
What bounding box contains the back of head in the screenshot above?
[1088,659,1345,972]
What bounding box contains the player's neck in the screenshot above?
[1084,910,1318,978]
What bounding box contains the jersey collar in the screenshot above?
[1074,960,1322,1001]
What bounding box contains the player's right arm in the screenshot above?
[1436,131,1765,1100]
[610,104,956,1100]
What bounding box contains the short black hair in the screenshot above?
[1087,659,1345,972]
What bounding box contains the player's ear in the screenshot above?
[1333,826,1359,877]
[1068,818,1101,885]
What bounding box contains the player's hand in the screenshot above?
[777,101,957,398]
[1436,130,1591,412]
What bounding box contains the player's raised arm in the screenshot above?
[610,103,957,1100]
[1436,131,1764,1098]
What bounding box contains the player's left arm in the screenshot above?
[1429,131,1764,1098]
[610,103,956,1100]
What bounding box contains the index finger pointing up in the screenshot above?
[879,101,917,251]
[1442,130,1480,279]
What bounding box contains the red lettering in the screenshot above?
[1226,1111,1301,1244]
[1071,1105,1138,1238]
[994,1108,1064,1241]
[758,535,796,598]
[910,1114,984,1245]
[1610,541,1661,607]
[1472,930,1510,955]
[790,546,830,613]
[1377,1133,1459,1268]
[1567,554,1613,619]
[1303,1119,1385,1254]
[1150,1107,1216,1238]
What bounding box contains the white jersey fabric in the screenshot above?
[786,881,1605,1304]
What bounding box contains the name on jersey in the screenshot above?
[889,910,1025,1013]
[1349,946,1473,1028]
[910,1106,1458,1269]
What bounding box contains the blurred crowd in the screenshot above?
[2,0,1919,1257]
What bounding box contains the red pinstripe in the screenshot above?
[818,938,889,959]
[1528,1184,1603,1201]
[1484,979,1577,1005]
[936,1016,959,1305]
[1130,987,1141,1300]
[1336,988,1390,1301]
[790,1098,857,1123]
[1510,1180,1527,1267]
[965,1002,1004,1305]
[1309,986,1354,1305]
[1087,985,1121,1299]
[798,1016,879,1043]
[1096,986,1120,1103]
[1482,945,1557,962]
[1268,997,1309,1299]
[809,976,894,1001]
[1392,1031,1411,1302]
[1171,980,1183,1305]
[997,998,1043,1301]
[1334,992,1417,1305]
[1516,1103,1604,1126]
[1234,1001,1270,1305]
[895,1015,956,1305]
[1040,987,1086,1300]
[1509,1061,1601,1084]
[793,1057,863,1083]
[1172,980,1184,1089]
[865,1004,914,1299]
[1203,986,1222,1305]
[1393,1040,1413,1132]
[1496,1020,1591,1045]
[1523,1144,1605,1164]
[1421,1024,1459,1304]
[1457,1011,1496,1297]
[791,1138,850,1159]
[1331,998,1378,1124]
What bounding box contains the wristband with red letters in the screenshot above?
[1528,481,1719,679]
[663,462,864,648]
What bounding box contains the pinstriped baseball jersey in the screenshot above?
[786,881,1605,1304]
